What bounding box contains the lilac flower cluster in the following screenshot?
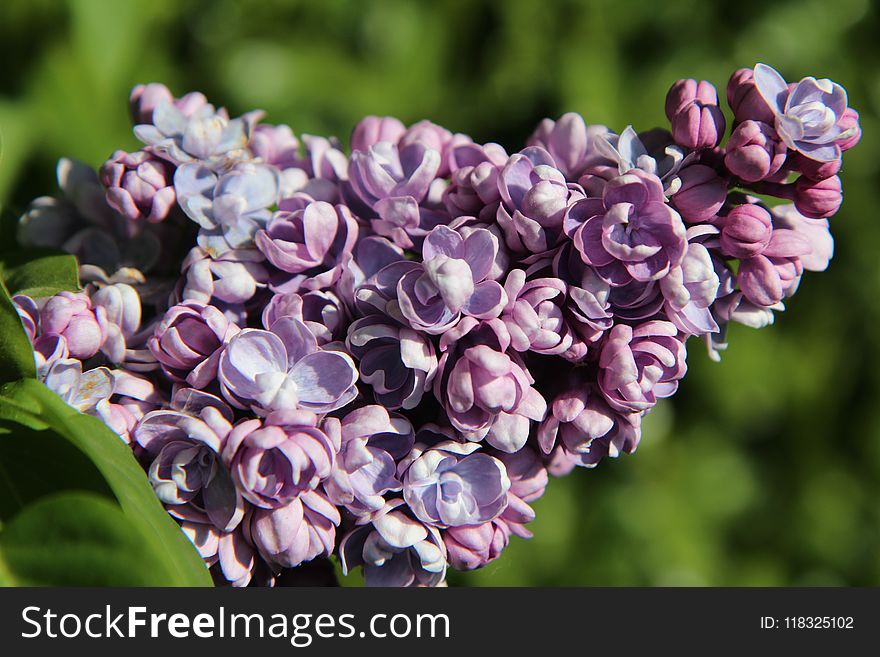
[14,65,859,586]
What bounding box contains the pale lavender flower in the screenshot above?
[175,161,279,253]
[659,241,720,336]
[496,148,576,253]
[348,140,443,249]
[223,409,335,508]
[771,204,833,272]
[100,150,176,223]
[434,317,546,439]
[218,316,358,414]
[397,226,507,334]
[12,294,39,342]
[129,83,208,125]
[255,200,357,291]
[134,96,259,168]
[527,112,611,181]
[340,500,447,587]
[737,229,810,307]
[501,269,579,356]
[443,446,547,569]
[350,116,406,153]
[91,283,143,364]
[323,405,414,515]
[178,515,256,587]
[181,247,268,305]
[401,440,510,527]
[248,488,340,568]
[442,142,508,219]
[753,63,853,162]
[42,358,114,416]
[262,290,348,346]
[598,321,687,412]
[538,382,642,467]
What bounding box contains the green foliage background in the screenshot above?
[1,0,878,586]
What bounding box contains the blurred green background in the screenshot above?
[1,0,878,586]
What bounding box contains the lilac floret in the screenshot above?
[217,316,358,415]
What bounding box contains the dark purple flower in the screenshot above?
[565,169,687,284]
[340,500,447,587]
[793,175,842,218]
[134,388,243,531]
[726,68,776,125]
[719,203,773,259]
[670,164,726,223]
[346,315,438,410]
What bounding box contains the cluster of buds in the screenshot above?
[14,63,859,586]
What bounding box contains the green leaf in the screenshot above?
[0,420,115,521]
[0,281,36,383]
[0,379,213,586]
[0,250,79,298]
[0,492,192,586]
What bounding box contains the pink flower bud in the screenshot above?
[794,175,842,218]
[720,204,773,259]
[671,164,727,223]
[724,120,786,182]
[665,79,725,150]
[726,68,775,125]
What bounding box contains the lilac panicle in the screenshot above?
[15,68,860,586]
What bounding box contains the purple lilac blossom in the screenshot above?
[11,68,860,587]
[217,316,358,414]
